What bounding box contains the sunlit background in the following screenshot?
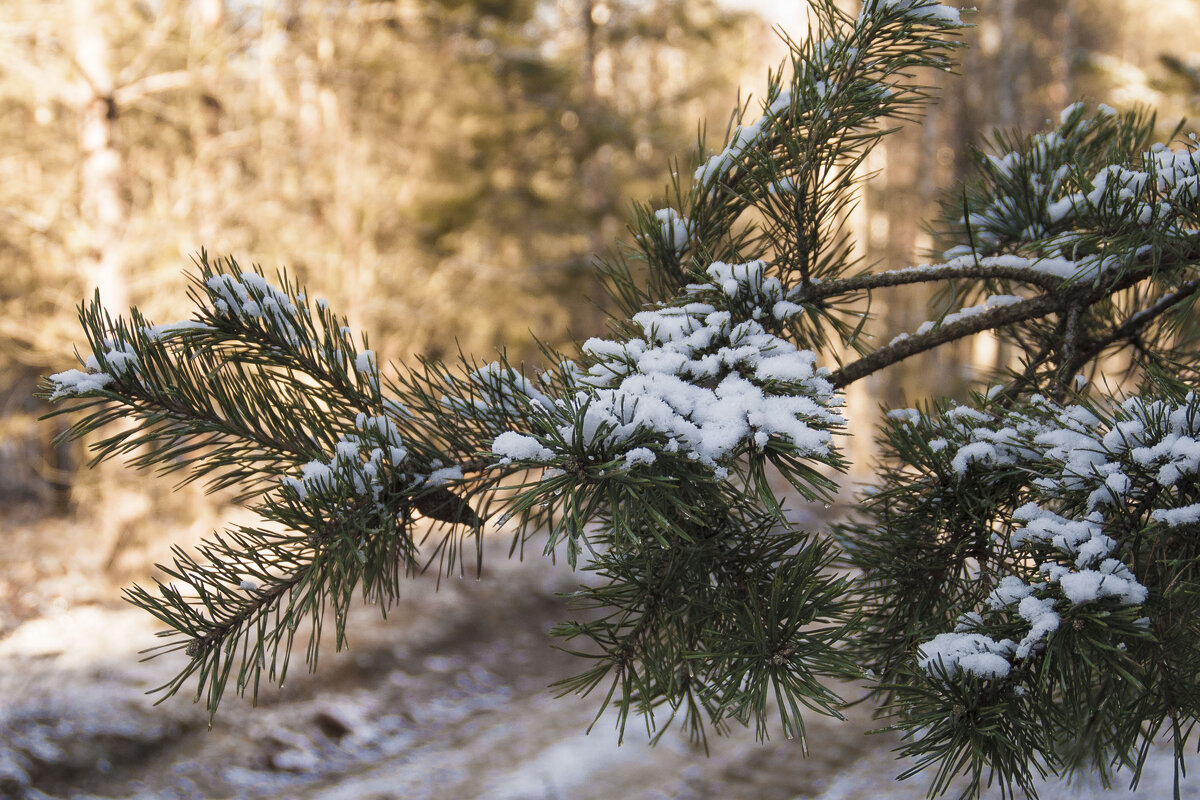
[2,0,1200,797]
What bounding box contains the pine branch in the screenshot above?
[39,3,1200,798]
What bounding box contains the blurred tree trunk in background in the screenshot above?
[73,0,128,313]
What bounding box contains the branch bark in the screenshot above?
[829,288,1078,388]
[790,260,1076,306]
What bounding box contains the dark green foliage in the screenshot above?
[843,387,1200,798]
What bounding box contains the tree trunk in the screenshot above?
[1048,0,1075,110]
[74,0,128,311]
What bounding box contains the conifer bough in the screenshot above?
[41,1,1200,797]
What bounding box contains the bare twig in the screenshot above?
[1062,278,1200,379]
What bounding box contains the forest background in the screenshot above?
[1,0,1199,702]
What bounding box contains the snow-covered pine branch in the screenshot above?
[842,388,1200,797]
[39,1,1200,798]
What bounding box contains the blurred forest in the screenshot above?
[2,0,1200,614]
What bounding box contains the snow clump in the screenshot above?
[652,208,692,253]
[206,271,304,345]
[860,0,964,26]
[282,413,407,503]
[488,259,843,472]
[47,337,140,399]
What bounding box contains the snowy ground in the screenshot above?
[1,526,1197,800]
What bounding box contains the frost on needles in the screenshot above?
[39,1,1200,799]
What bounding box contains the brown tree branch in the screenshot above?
[829,289,1079,388]
[113,69,200,105]
[830,259,1176,388]
[790,260,1072,307]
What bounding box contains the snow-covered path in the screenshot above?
[0,537,1195,800]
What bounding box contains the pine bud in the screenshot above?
[412,487,484,527]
